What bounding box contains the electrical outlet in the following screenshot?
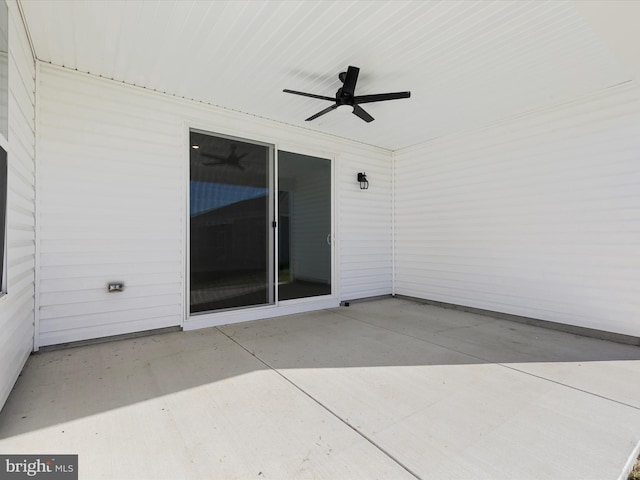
[107,282,124,292]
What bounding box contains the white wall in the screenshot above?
[0,1,36,410]
[37,64,392,346]
[30,49,640,349]
[338,153,393,301]
[394,83,640,337]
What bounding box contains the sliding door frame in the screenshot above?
[275,145,336,307]
[183,124,338,330]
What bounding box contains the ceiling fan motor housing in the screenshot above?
[336,88,353,106]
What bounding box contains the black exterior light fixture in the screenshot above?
[357,172,369,190]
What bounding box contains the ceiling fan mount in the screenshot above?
[283,65,410,123]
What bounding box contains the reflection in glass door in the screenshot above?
[278,152,332,300]
[189,130,274,313]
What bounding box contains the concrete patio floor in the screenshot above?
[0,298,639,479]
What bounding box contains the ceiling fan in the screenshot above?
[283,65,410,123]
[200,145,247,170]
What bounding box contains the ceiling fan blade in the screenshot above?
[200,152,226,161]
[283,89,335,101]
[305,104,338,121]
[341,66,360,96]
[353,104,374,123]
[354,91,411,104]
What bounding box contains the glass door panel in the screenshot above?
[189,130,274,314]
[278,152,331,300]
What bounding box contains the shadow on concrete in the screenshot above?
[1,298,639,439]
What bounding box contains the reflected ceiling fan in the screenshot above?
[200,145,247,170]
[283,65,410,123]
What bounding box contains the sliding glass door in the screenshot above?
[278,152,331,300]
[189,130,274,314]
[189,130,332,315]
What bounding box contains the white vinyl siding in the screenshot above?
[338,152,392,300]
[0,1,36,410]
[394,83,640,337]
[36,64,393,346]
[37,68,184,347]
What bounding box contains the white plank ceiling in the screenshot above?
[20,0,632,151]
